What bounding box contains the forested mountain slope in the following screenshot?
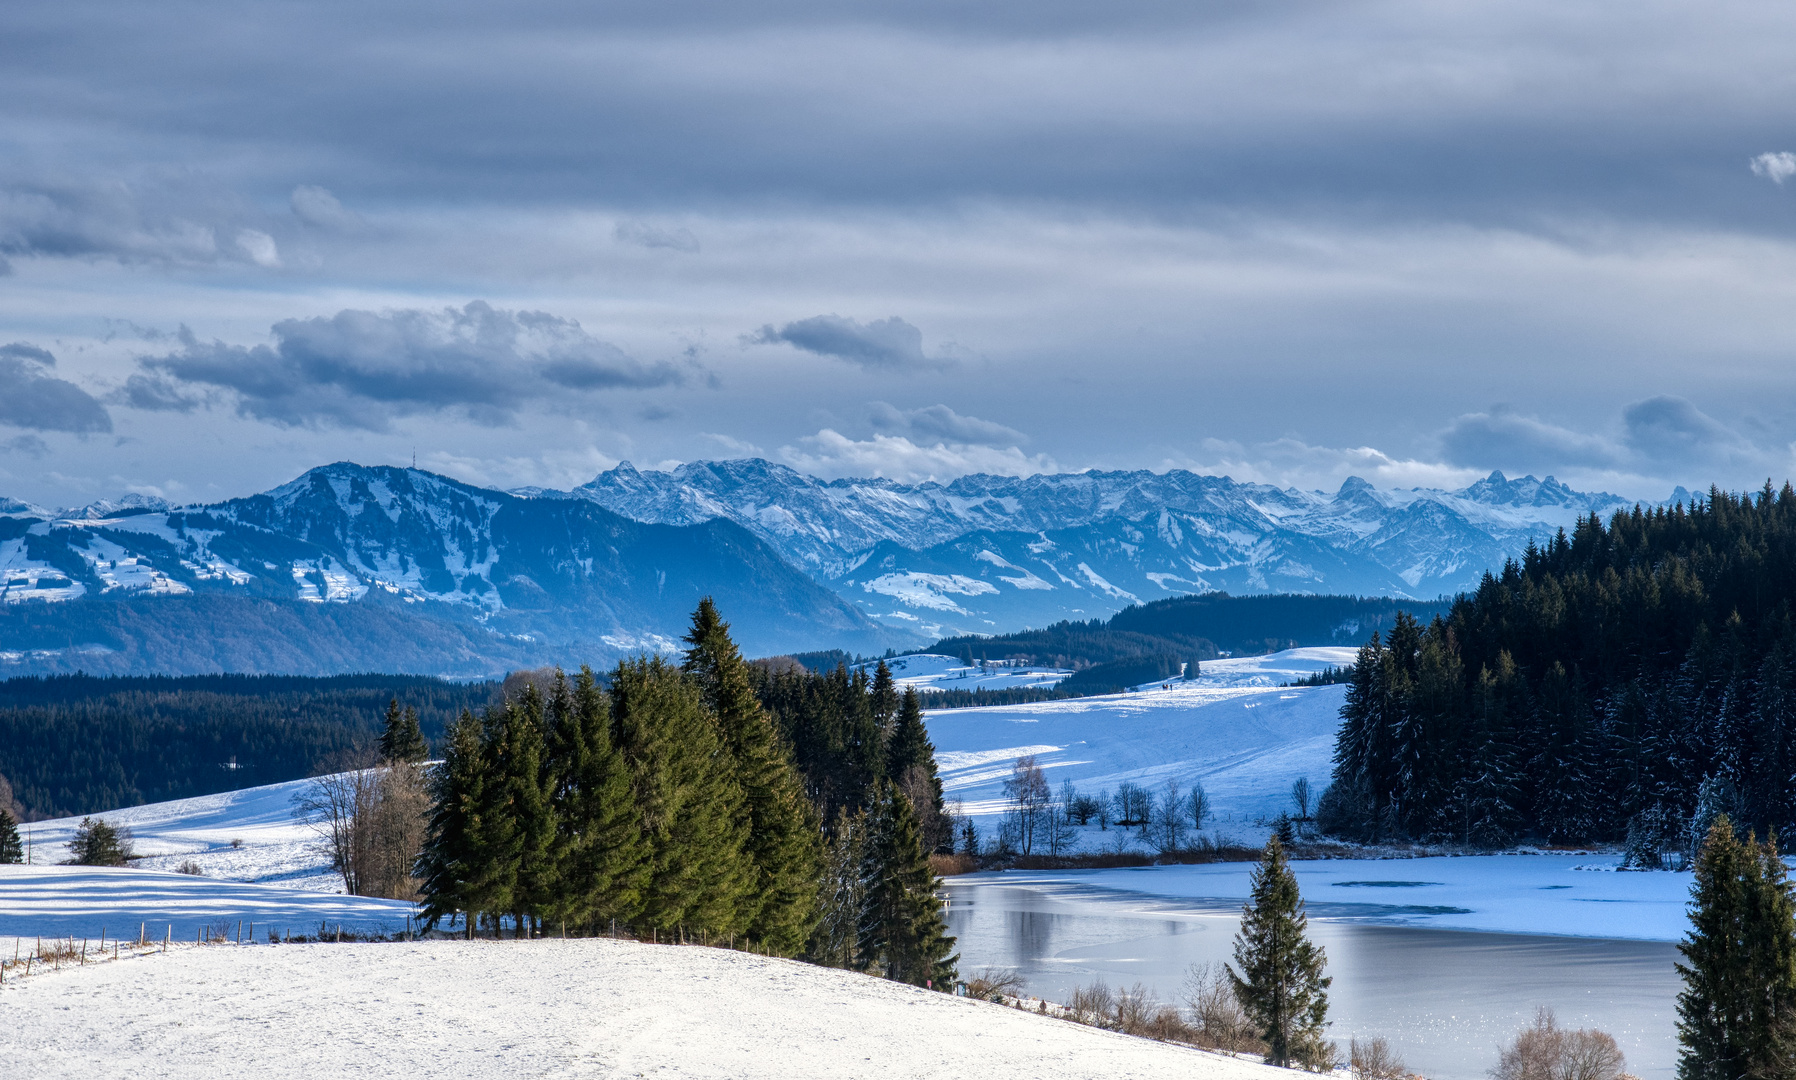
[1325,484,1796,850]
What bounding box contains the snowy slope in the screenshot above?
[866,653,1073,692]
[0,937,1286,1080]
[925,682,1346,837]
[0,865,414,941]
[16,776,338,888]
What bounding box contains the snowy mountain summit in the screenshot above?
[560,460,1642,636]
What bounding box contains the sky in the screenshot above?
[4,0,1796,508]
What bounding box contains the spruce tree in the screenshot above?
[1678,816,1796,1079]
[379,698,430,763]
[857,782,957,988]
[0,808,21,864]
[545,668,649,933]
[811,806,867,969]
[612,655,754,937]
[490,686,558,936]
[871,660,900,734]
[684,600,822,953]
[66,817,133,866]
[1230,834,1331,1067]
[887,686,950,854]
[418,709,488,935]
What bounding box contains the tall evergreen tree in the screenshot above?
[811,806,867,969]
[379,698,430,763]
[887,686,950,854]
[545,668,649,933]
[611,655,754,937]
[870,660,900,735]
[0,807,21,864]
[857,782,957,988]
[683,598,822,954]
[469,689,557,937]
[418,709,486,935]
[1230,835,1331,1068]
[1678,817,1796,1079]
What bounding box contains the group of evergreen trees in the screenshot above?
[416,600,956,987]
[750,657,954,856]
[1325,487,1796,848]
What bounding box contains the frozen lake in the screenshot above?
[944,866,1685,1080]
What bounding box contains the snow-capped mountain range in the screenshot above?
[0,463,891,675]
[554,458,1654,638]
[0,458,1668,673]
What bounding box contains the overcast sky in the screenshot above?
[4,0,1796,507]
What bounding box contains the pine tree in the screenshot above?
[1680,815,1755,1079]
[1230,834,1331,1068]
[683,599,822,954]
[379,698,430,763]
[545,668,649,933]
[612,655,754,937]
[871,660,900,734]
[887,686,950,854]
[0,808,21,864]
[464,692,556,937]
[857,782,957,988]
[66,816,133,866]
[418,709,488,935]
[1679,818,1796,1079]
[811,807,867,968]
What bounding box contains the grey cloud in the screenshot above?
[1622,396,1745,463]
[753,316,937,370]
[868,402,1025,446]
[0,176,272,267]
[614,220,699,253]
[0,346,112,433]
[134,301,681,431]
[1438,406,1621,474]
[0,434,49,457]
[0,343,57,366]
[290,185,360,230]
[117,372,205,413]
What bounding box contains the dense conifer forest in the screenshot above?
[1323,485,1796,852]
[926,592,1449,671]
[0,673,497,819]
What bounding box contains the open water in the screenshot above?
[942,878,1681,1079]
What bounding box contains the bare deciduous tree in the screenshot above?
[1181,961,1262,1054]
[1348,1035,1407,1079]
[1003,755,1053,855]
[293,753,430,900]
[1491,1007,1627,1080]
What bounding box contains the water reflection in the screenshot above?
[944,880,1680,1080]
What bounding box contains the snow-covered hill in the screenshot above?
[0,935,1285,1080]
[925,679,1348,843]
[566,458,1644,636]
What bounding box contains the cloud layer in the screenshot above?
[130,302,681,431]
[752,316,937,370]
[0,344,111,434]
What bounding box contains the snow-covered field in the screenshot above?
[15,776,338,889]
[1,935,1284,1079]
[872,652,1073,692]
[925,679,1346,841]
